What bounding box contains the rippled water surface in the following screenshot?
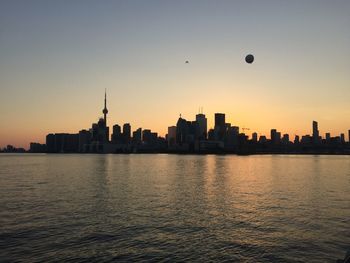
[0,154,349,262]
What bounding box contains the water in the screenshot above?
[0,154,349,262]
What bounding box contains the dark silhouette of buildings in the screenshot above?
[313,120,320,144]
[4,90,347,155]
[111,124,122,143]
[1,145,26,153]
[29,143,46,153]
[214,113,226,141]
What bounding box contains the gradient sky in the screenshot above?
[1,0,349,149]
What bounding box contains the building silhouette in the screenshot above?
[111,124,122,143]
[214,113,226,141]
[31,93,350,155]
[123,123,131,144]
[196,113,207,140]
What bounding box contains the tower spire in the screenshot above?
[102,89,108,125]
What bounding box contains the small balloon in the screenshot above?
[245,54,254,64]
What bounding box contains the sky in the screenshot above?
[1,0,349,149]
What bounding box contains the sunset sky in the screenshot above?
[1,0,349,149]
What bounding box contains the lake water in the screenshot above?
[0,154,349,262]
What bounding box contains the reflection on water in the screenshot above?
[0,154,349,262]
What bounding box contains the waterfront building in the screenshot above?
[252,132,258,142]
[111,124,122,143]
[167,126,177,147]
[132,128,142,144]
[123,123,131,144]
[78,129,91,152]
[312,120,320,144]
[214,113,226,141]
[196,113,207,140]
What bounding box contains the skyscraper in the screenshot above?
[167,126,177,147]
[214,113,226,141]
[132,128,142,144]
[252,132,258,142]
[196,113,207,140]
[215,113,225,128]
[112,124,122,143]
[123,123,131,143]
[312,120,319,144]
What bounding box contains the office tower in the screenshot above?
[282,134,289,144]
[132,128,142,144]
[270,129,281,144]
[91,118,109,143]
[214,113,226,141]
[294,135,300,144]
[208,129,215,141]
[340,133,345,143]
[259,136,267,143]
[226,126,239,147]
[215,113,225,127]
[142,129,158,145]
[123,123,131,143]
[176,116,189,145]
[168,126,177,147]
[312,120,319,144]
[252,132,258,142]
[325,133,331,142]
[196,113,207,140]
[112,124,122,143]
[270,129,279,144]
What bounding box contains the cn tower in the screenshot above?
[102,89,108,125]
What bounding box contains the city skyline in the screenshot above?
[1,1,349,148]
[2,90,349,153]
[1,89,350,150]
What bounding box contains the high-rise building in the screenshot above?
[348,130,350,143]
[270,129,281,144]
[196,113,207,140]
[312,120,319,144]
[226,126,239,148]
[252,132,258,142]
[167,126,177,147]
[215,113,225,127]
[214,113,226,141]
[282,134,289,144]
[142,129,157,145]
[270,129,280,144]
[92,118,109,143]
[123,123,131,143]
[132,128,142,144]
[294,135,300,144]
[340,133,345,143]
[176,116,189,145]
[112,124,122,143]
[325,133,331,142]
